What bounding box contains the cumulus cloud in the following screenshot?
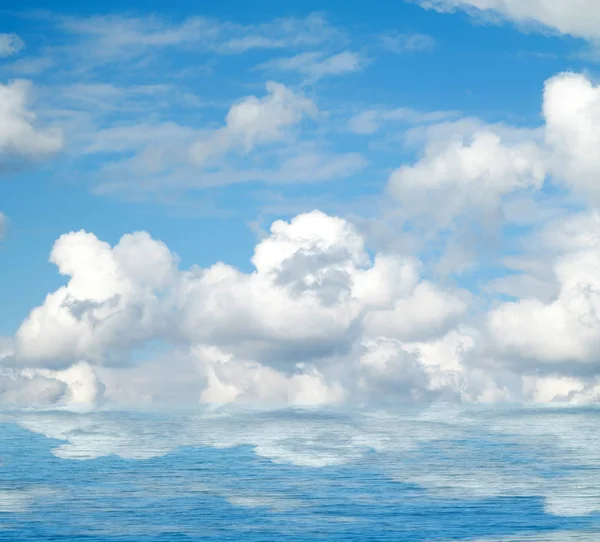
[15,198,600,408]
[189,81,317,163]
[388,125,547,230]
[374,71,600,381]
[0,337,13,359]
[0,371,66,405]
[175,211,372,364]
[362,280,470,342]
[352,70,600,299]
[0,0,599,421]
[16,230,179,367]
[458,73,600,375]
[417,0,600,40]
[11,57,600,408]
[0,79,63,169]
[351,69,600,391]
[29,361,106,409]
[357,338,452,403]
[543,72,600,203]
[377,72,600,272]
[0,33,24,57]
[175,211,469,372]
[0,339,102,407]
[487,210,600,370]
[13,210,477,407]
[194,345,345,406]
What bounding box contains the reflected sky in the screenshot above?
[1,406,599,540]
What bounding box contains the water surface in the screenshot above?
[1,405,598,541]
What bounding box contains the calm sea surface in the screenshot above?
[1,405,599,541]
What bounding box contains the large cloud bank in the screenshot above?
[4,66,600,408]
[419,0,600,40]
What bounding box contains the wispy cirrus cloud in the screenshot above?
[49,11,343,63]
[63,81,366,200]
[0,212,7,240]
[348,107,459,134]
[381,32,436,53]
[257,51,368,82]
[0,33,25,57]
[3,55,54,76]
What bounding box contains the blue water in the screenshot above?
[0,406,599,541]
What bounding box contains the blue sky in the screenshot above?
[0,2,583,328]
[3,1,600,408]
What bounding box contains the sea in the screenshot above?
[0,404,599,541]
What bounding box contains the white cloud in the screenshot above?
[12,63,600,407]
[12,210,478,407]
[217,13,341,53]
[0,371,67,406]
[485,208,600,304]
[85,122,197,156]
[27,361,105,410]
[76,83,320,186]
[357,338,459,402]
[257,51,367,81]
[175,211,469,377]
[57,12,341,62]
[362,280,470,342]
[363,71,600,381]
[0,80,63,169]
[0,337,13,359]
[174,210,371,365]
[0,33,24,57]
[59,13,215,54]
[543,72,600,203]
[4,56,54,76]
[76,82,363,196]
[478,207,600,382]
[418,0,600,40]
[17,205,600,408]
[387,126,547,230]
[521,374,585,403]
[370,71,600,279]
[538,210,600,253]
[95,147,366,197]
[195,345,345,406]
[0,212,6,239]
[263,145,366,184]
[15,230,179,367]
[348,107,458,135]
[487,213,600,369]
[0,340,100,407]
[61,83,176,115]
[381,32,436,53]
[348,110,382,135]
[190,81,317,162]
